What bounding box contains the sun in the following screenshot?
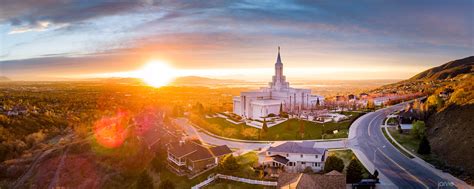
[138,60,175,87]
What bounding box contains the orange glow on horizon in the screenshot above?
[138,60,176,87]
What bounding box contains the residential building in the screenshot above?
[259,141,327,174]
[167,140,232,176]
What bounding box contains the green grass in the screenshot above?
[198,112,363,141]
[385,127,457,174]
[387,127,420,154]
[381,128,415,158]
[203,180,265,189]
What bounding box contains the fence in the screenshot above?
[191,174,278,189]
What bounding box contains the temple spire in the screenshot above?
[276,46,282,64]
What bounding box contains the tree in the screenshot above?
[346,158,364,183]
[262,119,268,133]
[417,135,431,155]
[159,179,175,189]
[219,154,240,172]
[367,100,375,110]
[324,156,345,173]
[411,121,426,139]
[426,95,444,111]
[279,103,283,116]
[136,171,154,189]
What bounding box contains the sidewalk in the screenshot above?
[351,148,397,188]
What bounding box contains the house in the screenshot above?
[397,108,419,133]
[277,170,346,189]
[359,93,369,99]
[259,141,327,175]
[167,140,232,176]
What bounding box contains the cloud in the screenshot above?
[1,0,146,34]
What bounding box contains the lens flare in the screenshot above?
[93,112,129,148]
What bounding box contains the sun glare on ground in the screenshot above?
[138,60,175,87]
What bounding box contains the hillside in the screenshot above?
[0,76,10,81]
[410,56,473,80]
[377,56,474,183]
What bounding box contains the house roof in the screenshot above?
[271,155,289,164]
[168,141,199,158]
[186,146,214,161]
[168,141,232,162]
[278,171,346,189]
[209,145,232,157]
[268,142,326,154]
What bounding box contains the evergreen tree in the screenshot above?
[136,171,154,189]
[417,135,431,155]
[323,156,344,173]
[262,119,268,133]
[346,158,364,183]
[279,103,283,116]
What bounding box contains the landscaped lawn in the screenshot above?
[194,112,363,141]
[387,127,420,154]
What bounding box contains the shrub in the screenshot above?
[411,121,426,139]
[219,154,240,172]
[417,135,431,155]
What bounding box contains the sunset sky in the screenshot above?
[0,0,472,81]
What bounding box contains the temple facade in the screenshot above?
[233,47,324,119]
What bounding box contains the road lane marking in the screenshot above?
[368,113,384,137]
[378,148,429,188]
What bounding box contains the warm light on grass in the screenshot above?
[138,60,176,87]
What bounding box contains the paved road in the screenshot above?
[176,106,467,189]
[348,103,459,189]
[175,118,273,150]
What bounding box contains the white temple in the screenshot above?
[233,47,324,119]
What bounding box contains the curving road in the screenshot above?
[348,103,464,189]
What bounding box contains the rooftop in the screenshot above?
[268,141,326,154]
